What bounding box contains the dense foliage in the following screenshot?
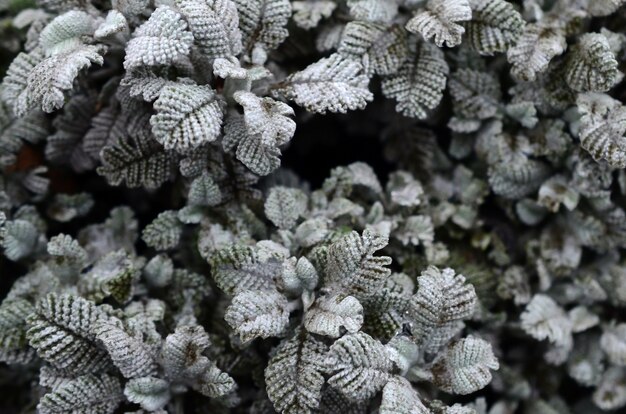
[1,0,626,413]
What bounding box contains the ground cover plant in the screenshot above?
[1,0,626,413]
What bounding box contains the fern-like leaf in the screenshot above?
[406,0,472,48]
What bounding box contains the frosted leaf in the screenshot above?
[265,328,328,414]
[295,218,330,248]
[120,69,195,102]
[264,186,307,229]
[234,91,295,148]
[567,334,605,387]
[176,0,242,59]
[223,113,282,175]
[0,299,36,364]
[281,257,319,294]
[588,0,626,17]
[347,0,398,24]
[448,69,500,123]
[83,105,126,159]
[1,49,44,113]
[161,324,236,397]
[338,22,408,76]
[212,56,248,79]
[47,193,94,222]
[142,211,182,250]
[124,377,171,411]
[272,53,373,114]
[209,244,282,295]
[234,0,291,64]
[94,317,157,378]
[2,219,39,261]
[38,373,123,414]
[224,289,289,343]
[188,171,222,206]
[326,229,392,299]
[26,294,113,374]
[46,233,88,280]
[565,33,622,93]
[161,324,210,380]
[497,266,531,305]
[325,332,393,401]
[507,22,567,82]
[488,157,550,200]
[388,171,424,207]
[39,10,96,55]
[382,39,448,119]
[323,162,383,198]
[520,294,573,346]
[304,294,363,338]
[600,324,626,366]
[94,10,129,40]
[151,83,224,152]
[406,0,472,48]
[577,92,626,168]
[10,46,103,116]
[395,215,434,246]
[97,120,176,189]
[292,0,336,30]
[408,266,477,352]
[123,6,194,70]
[464,0,524,55]
[380,376,430,414]
[593,367,626,410]
[432,336,499,394]
[568,306,599,333]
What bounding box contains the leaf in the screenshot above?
[94,317,157,379]
[406,0,472,48]
[520,294,573,346]
[272,53,373,114]
[188,171,222,206]
[382,39,449,119]
[338,22,408,76]
[464,0,524,55]
[234,0,291,64]
[265,328,328,414]
[39,10,96,55]
[593,367,626,410]
[347,0,398,24]
[576,92,626,168]
[380,376,430,414]
[235,91,296,148]
[225,289,289,343]
[124,6,194,69]
[304,294,363,338]
[325,332,393,401]
[26,294,113,374]
[161,324,236,397]
[6,46,104,116]
[0,299,36,364]
[292,0,337,30]
[175,0,242,59]
[588,0,626,17]
[565,33,622,93]
[209,244,283,295]
[325,229,392,300]
[38,373,123,414]
[264,186,307,229]
[432,336,499,394]
[600,324,626,366]
[223,113,282,175]
[448,69,500,123]
[150,83,224,152]
[142,211,183,251]
[1,219,39,261]
[507,22,567,82]
[407,266,477,352]
[97,116,176,189]
[124,377,171,412]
